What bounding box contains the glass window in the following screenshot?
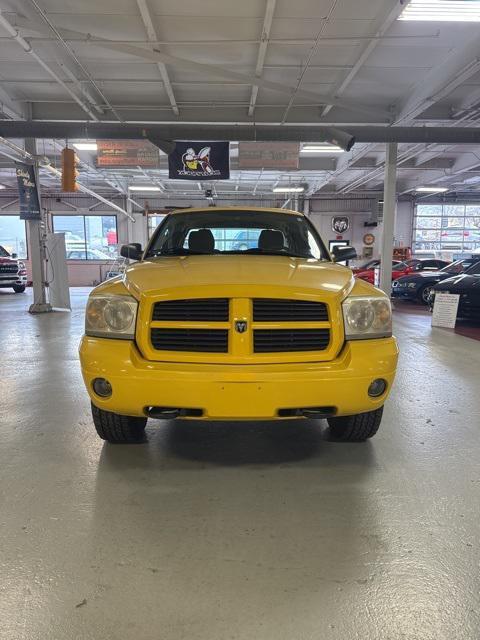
[0,215,28,259]
[414,204,480,254]
[148,215,166,239]
[146,210,328,260]
[52,215,118,260]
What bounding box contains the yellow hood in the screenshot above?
[120,255,375,302]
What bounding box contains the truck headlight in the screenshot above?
[342,296,392,340]
[85,294,138,339]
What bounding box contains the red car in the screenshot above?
[355,261,413,284]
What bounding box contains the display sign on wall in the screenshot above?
[238,142,300,169]
[168,141,230,180]
[96,140,159,167]
[16,162,41,220]
[331,216,350,234]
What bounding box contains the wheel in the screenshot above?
[328,406,383,442]
[238,243,249,251]
[13,285,25,293]
[91,403,147,443]
[417,284,432,305]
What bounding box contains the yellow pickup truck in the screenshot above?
[79,207,398,443]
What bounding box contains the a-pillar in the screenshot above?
[25,138,52,313]
[379,142,398,296]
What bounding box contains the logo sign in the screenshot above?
[235,320,248,333]
[169,141,230,180]
[332,216,349,234]
[97,140,159,167]
[238,142,300,169]
[16,162,41,220]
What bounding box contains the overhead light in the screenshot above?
[415,186,449,193]
[128,185,162,192]
[0,185,6,190]
[398,0,480,22]
[73,142,98,151]
[301,145,344,153]
[273,187,305,193]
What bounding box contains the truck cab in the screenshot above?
[0,245,27,293]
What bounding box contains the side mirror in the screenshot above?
[332,246,357,263]
[11,253,18,259]
[120,243,143,261]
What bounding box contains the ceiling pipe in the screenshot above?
[1,122,480,146]
[0,12,99,122]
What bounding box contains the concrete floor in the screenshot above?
[1,288,479,640]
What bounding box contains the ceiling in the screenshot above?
[0,0,479,204]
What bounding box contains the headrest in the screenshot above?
[188,229,215,253]
[258,229,285,252]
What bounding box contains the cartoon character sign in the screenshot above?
[182,147,214,175]
[332,216,350,234]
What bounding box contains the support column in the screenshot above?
[379,142,398,296]
[25,138,52,313]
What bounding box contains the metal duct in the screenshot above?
[0,122,480,145]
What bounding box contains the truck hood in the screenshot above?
[122,255,360,301]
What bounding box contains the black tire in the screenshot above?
[91,403,147,443]
[417,284,432,305]
[13,285,26,293]
[328,406,383,442]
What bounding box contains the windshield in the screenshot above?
[442,259,479,275]
[0,245,10,258]
[146,210,329,260]
[465,260,480,275]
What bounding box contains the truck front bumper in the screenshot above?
[80,336,398,420]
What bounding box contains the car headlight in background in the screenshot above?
[342,296,392,339]
[85,295,138,339]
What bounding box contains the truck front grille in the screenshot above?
[152,298,229,321]
[151,328,228,353]
[253,298,328,321]
[0,264,18,274]
[253,329,330,352]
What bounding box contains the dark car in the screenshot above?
[429,260,480,320]
[407,258,451,271]
[392,257,480,304]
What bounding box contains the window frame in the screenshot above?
[0,214,28,260]
[413,203,480,255]
[52,213,118,261]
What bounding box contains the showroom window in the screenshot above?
[0,215,28,259]
[147,214,165,238]
[52,214,118,260]
[413,203,480,256]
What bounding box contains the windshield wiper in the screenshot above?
[153,248,208,256]
[244,249,314,259]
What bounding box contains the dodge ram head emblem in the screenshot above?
[235,320,248,333]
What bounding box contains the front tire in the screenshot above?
[91,403,147,443]
[328,406,383,442]
[13,285,25,293]
[417,284,432,305]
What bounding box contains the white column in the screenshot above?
[25,138,51,313]
[379,142,398,296]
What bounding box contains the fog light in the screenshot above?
[92,377,112,397]
[368,378,387,397]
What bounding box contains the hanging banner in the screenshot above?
[168,141,230,180]
[238,142,300,169]
[96,140,159,167]
[16,162,41,220]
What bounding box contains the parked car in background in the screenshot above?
[406,258,451,271]
[0,245,27,293]
[392,257,480,304]
[351,259,403,274]
[355,261,413,284]
[66,249,112,260]
[429,259,480,320]
[230,229,262,251]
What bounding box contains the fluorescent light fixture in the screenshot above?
[415,186,449,193]
[273,187,305,193]
[0,185,6,190]
[301,144,344,153]
[73,142,98,151]
[128,185,162,192]
[398,0,480,22]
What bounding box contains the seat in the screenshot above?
[188,229,215,253]
[258,229,285,252]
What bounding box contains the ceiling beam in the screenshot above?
[248,0,276,117]
[135,0,179,117]
[321,0,404,117]
[15,20,389,120]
